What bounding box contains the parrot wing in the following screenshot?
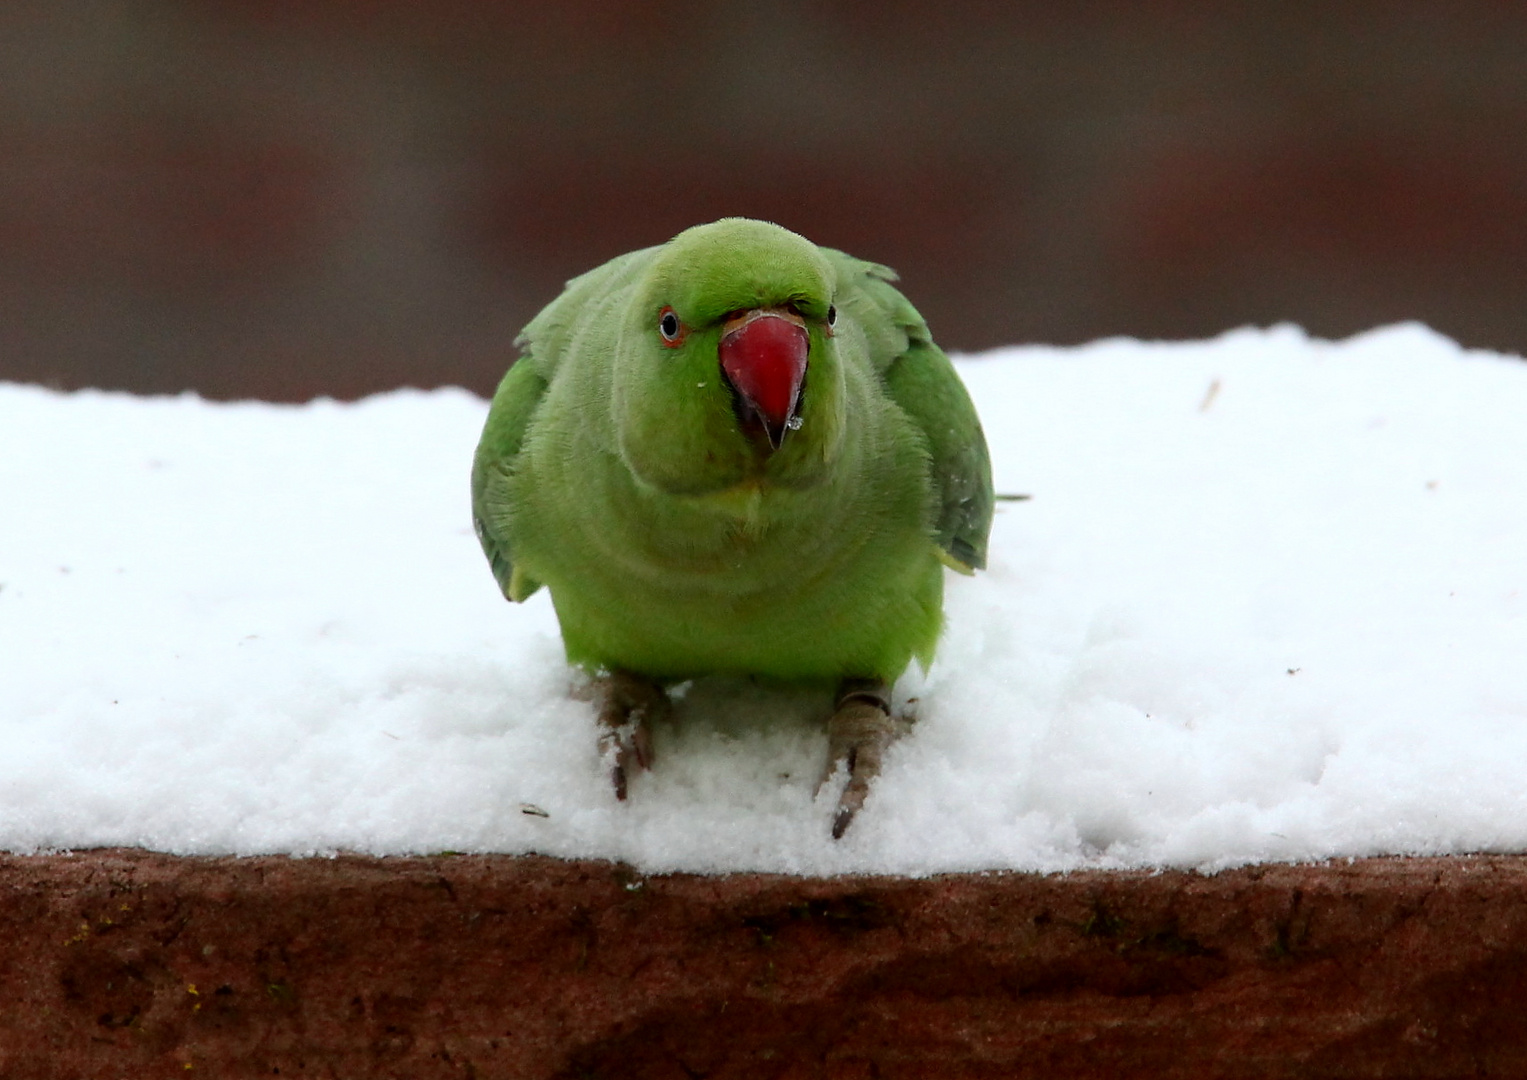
[472,246,660,602]
[471,356,549,602]
[825,250,995,573]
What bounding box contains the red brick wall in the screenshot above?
[3,1,1525,400]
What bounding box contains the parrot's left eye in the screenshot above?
[826,304,837,328]
[658,308,682,344]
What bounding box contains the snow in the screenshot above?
[3,322,1525,875]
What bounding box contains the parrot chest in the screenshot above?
[522,463,942,681]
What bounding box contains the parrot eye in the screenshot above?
[658,308,682,344]
[826,305,837,328]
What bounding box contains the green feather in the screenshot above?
[471,358,547,602]
[470,218,994,685]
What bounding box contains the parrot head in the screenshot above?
[615,219,847,496]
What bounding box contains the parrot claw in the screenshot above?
[817,680,905,839]
[596,670,668,800]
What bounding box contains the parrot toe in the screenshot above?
[818,680,907,839]
[596,670,668,800]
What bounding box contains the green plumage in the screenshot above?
[472,218,993,687]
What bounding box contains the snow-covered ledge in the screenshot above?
[4,325,1526,1071]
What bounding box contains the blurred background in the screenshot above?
[3,0,1526,401]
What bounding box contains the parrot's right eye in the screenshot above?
[658,308,682,344]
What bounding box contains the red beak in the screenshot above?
[718,311,809,450]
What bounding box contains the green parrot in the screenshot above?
[472,218,993,837]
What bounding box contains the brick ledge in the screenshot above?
[3,850,1522,1078]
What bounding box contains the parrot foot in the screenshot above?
[595,669,667,800]
[817,679,906,839]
